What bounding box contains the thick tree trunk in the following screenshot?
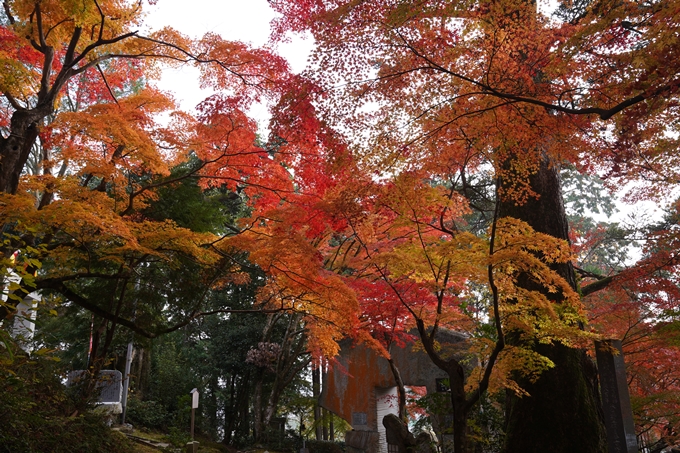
[0,109,45,195]
[452,407,468,453]
[499,157,607,453]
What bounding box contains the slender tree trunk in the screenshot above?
[416,320,470,453]
[263,386,282,430]
[313,363,322,440]
[223,375,236,445]
[330,413,335,441]
[499,157,607,453]
[253,374,264,442]
[449,363,469,453]
[323,408,329,440]
[387,353,407,421]
[207,373,219,440]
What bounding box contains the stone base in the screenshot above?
[185,441,199,453]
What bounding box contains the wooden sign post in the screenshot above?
[190,388,199,441]
[186,388,200,453]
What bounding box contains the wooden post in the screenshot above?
[186,388,200,453]
[190,388,199,441]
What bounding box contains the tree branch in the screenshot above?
[581,275,615,297]
[3,0,14,24]
[38,278,297,339]
[465,192,505,410]
[393,28,672,121]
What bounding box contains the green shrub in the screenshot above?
[166,426,191,447]
[306,440,346,453]
[126,396,170,429]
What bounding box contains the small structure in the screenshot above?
[66,370,124,419]
[321,332,466,453]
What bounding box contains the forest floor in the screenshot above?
[114,426,227,452]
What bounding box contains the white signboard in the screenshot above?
[190,388,199,409]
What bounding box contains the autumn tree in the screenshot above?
[270,0,680,451]
[0,1,364,418]
[307,169,592,453]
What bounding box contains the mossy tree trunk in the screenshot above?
[499,157,607,453]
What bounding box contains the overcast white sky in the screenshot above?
[143,0,312,122]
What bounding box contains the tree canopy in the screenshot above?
[2,0,680,452]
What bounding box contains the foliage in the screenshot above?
[269,0,680,450]
[126,397,170,430]
[3,0,680,450]
[305,440,346,453]
[166,426,191,448]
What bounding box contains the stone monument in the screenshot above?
[595,339,638,453]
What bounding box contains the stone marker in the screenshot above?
[66,370,123,425]
[66,370,123,406]
[595,339,638,453]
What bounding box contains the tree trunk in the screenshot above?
[322,408,329,441]
[415,319,470,453]
[0,108,45,195]
[387,356,407,421]
[499,157,607,453]
[207,373,219,440]
[253,373,264,442]
[263,384,283,431]
[452,406,468,453]
[223,375,236,445]
[330,413,335,441]
[450,364,469,453]
[313,363,322,440]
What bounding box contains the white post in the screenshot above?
[190,388,199,440]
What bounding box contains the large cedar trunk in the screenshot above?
[499,157,607,453]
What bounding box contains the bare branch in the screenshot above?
[96,64,120,105]
[3,0,15,24]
